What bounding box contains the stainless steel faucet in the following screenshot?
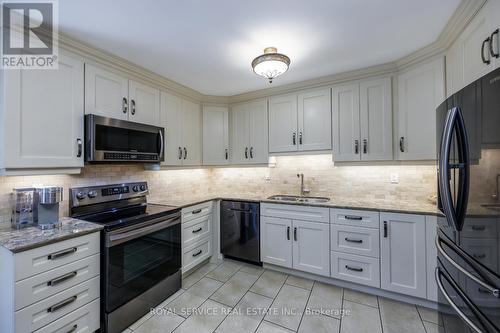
[493,174,500,202]
[297,173,310,196]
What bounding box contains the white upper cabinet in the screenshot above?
[269,94,298,152]
[332,83,360,161]
[2,52,84,170]
[297,89,332,151]
[203,106,229,165]
[181,99,202,166]
[230,103,250,164]
[128,80,160,126]
[396,58,445,160]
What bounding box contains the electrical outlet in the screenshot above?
[390,173,399,184]
[264,171,271,182]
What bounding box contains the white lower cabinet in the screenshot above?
[292,220,330,276]
[260,216,293,268]
[425,216,438,302]
[331,251,380,288]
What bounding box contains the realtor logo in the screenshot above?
[1,0,58,69]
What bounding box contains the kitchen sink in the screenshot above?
[268,195,330,203]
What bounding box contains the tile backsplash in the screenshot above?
[0,154,438,226]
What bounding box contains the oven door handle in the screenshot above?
[106,216,179,247]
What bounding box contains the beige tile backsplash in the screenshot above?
[0,154,438,226]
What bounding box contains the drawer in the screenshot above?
[182,201,212,222]
[330,251,380,288]
[15,276,100,333]
[331,225,380,258]
[182,238,211,273]
[261,203,329,223]
[15,254,100,311]
[183,214,212,247]
[461,218,498,239]
[461,238,498,272]
[33,298,100,333]
[330,209,379,228]
[14,232,100,281]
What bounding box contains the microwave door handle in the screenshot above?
[158,130,164,160]
[454,107,470,230]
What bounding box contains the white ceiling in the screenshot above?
[59,0,461,96]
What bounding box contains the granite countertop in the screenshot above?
[0,218,103,253]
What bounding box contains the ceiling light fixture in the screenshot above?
[251,47,290,83]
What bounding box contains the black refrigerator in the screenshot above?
[436,67,500,333]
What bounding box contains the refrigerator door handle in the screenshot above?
[454,107,470,231]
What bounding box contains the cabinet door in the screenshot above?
[160,92,183,166]
[128,80,160,126]
[248,100,269,164]
[268,94,298,152]
[202,106,229,165]
[489,0,500,69]
[261,216,292,268]
[380,213,426,298]
[425,216,438,302]
[297,89,331,151]
[332,84,360,161]
[292,220,330,277]
[84,63,128,120]
[230,103,250,164]
[360,77,393,161]
[397,58,445,160]
[181,99,202,166]
[4,52,84,168]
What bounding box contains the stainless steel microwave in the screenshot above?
[85,114,164,163]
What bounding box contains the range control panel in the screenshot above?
[69,182,148,207]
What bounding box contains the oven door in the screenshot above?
[103,215,181,314]
[85,114,164,163]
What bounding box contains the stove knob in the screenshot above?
[88,190,98,198]
[76,192,86,200]
[140,185,146,191]
[132,185,139,192]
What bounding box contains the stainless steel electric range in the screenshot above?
[69,182,181,333]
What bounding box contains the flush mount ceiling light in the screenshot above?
[251,47,290,83]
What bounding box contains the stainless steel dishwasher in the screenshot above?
[220,200,261,265]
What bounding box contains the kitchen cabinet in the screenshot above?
[269,89,331,153]
[160,91,201,166]
[292,219,330,276]
[425,216,438,302]
[260,216,293,268]
[332,77,392,161]
[85,64,160,126]
[396,57,445,160]
[203,106,229,165]
[1,51,84,171]
[230,100,268,164]
[380,212,427,298]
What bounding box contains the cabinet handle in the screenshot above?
[471,225,486,231]
[482,37,491,65]
[122,97,128,114]
[399,137,405,153]
[192,209,202,214]
[47,295,77,313]
[178,147,183,160]
[250,147,254,158]
[292,132,296,145]
[345,238,363,244]
[192,227,203,233]
[345,215,363,221]
[183,147,187,160]
[354,140,359,154]
[363,139,367,154]
[245,147,248,159]
[47,247,77,260]
[345,265,363,272]
[76,138,82,158]
[299,132,303,145]
[65,324,78,333]
[287,226,290,240]
[131,99,136,115]
[490,29,499,58]
[192,250,203,257]
[225,148,228,160]
[47,271,77,287]
[294,227,297,241]
[478,287,491,294]
[383,221,388,238]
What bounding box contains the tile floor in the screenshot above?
[123,260,462,333]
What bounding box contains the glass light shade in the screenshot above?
[251,48,290,83]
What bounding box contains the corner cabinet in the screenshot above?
[1,51,85,172]
[396,57,445,160]
[202,105,229,165]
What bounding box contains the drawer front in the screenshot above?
[183,215,212,247]
[461,238,498,272]
[461,218,498,239]
[15,254,100,311]
[330,209,380,228]
[261,203,329,223]
[33,298,99,333]
[331,225,380,258]
[330,251,380,288]
[14,232,100,281]
[182,238,212,273]
[182,201,212,223]
[15,276,100,333]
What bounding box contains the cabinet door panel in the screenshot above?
[128,80,160,126]
[248,100,269,164]
[297,89,331,151]
[292,220,330,277]
[203,106,229,165]
[230,104,250,164]
[84,64,128,120]
[360,78,393,160]
[380,213,426,298]
[4,52,84,168]
[261,216,292,268]
[332,84,360,161]
[160,92,183,166]
[181,100,202,165]
[268,94,298,152]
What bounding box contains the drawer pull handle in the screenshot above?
[192,209,202,214]
[345,215,363,221]
[345,265,363,272]
[192,250,203,257]
[192,227,203,233]
[47,271,77,287]
[48,247,77,260]
[66,324,78,333]
[478,287,491,294]
[345,238,363,244]
[471,225,486,231]
[47,295,77,313]
[473,253,486,259]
